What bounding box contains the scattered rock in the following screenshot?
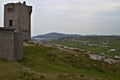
[22,67,31,71]
[74,53,79,57]
[107,49,116,52]
[88,54,105,61]
[114,56,120,59]
[31,40,120,64]
[104,58,117,64]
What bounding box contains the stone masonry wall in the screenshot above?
[4,2,32,40]
[0,30,23,61]
[0,30,14,60]
[14,32,23,61]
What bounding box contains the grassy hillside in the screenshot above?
[52,36,120,56]
[0,45,120,80]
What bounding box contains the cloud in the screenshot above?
[31,0,120,35]
[38,0,120,18]
[0,0,120,35]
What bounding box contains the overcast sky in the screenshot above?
[0,0,120,36]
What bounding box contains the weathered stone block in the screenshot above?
[0,28,23,61]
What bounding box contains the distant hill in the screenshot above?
[33,32,120,41]
[33,32,81,40]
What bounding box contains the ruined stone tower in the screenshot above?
[4,1,32,40]
[0,1,32,61]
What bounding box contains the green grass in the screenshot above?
[0,59,45,80]
[22,46,82,74]
[52,36,120,56]
[0,45,120,80]
[22,46,120,80]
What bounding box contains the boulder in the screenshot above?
[104,58,117,64]
[88,54,104,61]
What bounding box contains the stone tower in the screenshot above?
[4,1,32,40]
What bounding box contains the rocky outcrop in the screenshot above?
[31,40,119,64]
[104,58,117,64]
[86,52,117,64]
[88,54,105,61]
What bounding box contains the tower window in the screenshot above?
[7,8,13,12]
[9,20,13,26]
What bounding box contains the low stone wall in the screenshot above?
[0,29,23,61]
[0,30,14,60]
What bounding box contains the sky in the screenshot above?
[0,0,120,36]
